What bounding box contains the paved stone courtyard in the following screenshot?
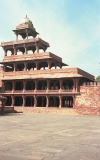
[0,113,100,160]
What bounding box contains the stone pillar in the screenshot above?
[12,81,15,93]
[46,96,49,107]
[35,80,37,93]
[14,47,17,55]
[36,62,38,70]
[76,78,79,92]
[73,95,75,109]
[34,95,37,107]
[25,46,28,54]
[22,96,25,107]
[4,48,7,56]
[59,96,62,108]
[24,62,27,71]
[4,64,6,72]
[60,79,62,92]
[47,79,49,93]
[35,43,39,53]
[55,64,57,69]
[14,63,16,72]
[73,78,76,92]
[11,96,14,106]
[23,81,26,93]
[16,33,18,41]
[26,29,28,39]
[48,61,51,69]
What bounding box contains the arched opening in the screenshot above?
[49,97,54,107]
[55,81,60,90]
[5,64,14,72]
[55,97,59,107]
[67,97,73,108]
[5,96,12,106]
[27,63,36,71]
[26,97,31,106]
[15,96,23,106]
[37,97,42,107]
[44,82,47,90]
[39,62,48,70]
[7,50,12,56]
[62,97,67,108]
[15,81,23,90]
[43,97,46,107]
[50,82,54,90]
[5,82,12,91]
[63,80,73,90]
[51,62,56,69]
[26,82,32,90]
[16,63,24,71]
[38,82,42,90]
[33,82,35,90]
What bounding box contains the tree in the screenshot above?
[95,76,100,82]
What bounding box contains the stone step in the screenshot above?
[14,107,79,115]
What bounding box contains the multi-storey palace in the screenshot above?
[0,16,95,110]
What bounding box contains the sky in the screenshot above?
[0,0,99,78]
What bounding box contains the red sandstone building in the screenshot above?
[0,16,99,115]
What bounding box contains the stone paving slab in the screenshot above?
[0,113,100,160]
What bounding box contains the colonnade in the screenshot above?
[3,78,79,93]
[5,95,74,108]
[4,41,42,57]
[4,60,62,72]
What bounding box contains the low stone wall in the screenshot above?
[75,82,100,115]
[0,106,14,114]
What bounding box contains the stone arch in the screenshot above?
[15,96,23,106]
[26,97,31,106]
[5,64,14,72]
[49,97,54,107]
[5,96,12,106]
[55,97,59,107]
[15,81,23,90]
[43,97,46,107]
[63,79,73,90]
[55,81,60,90]
[37,97,42,107]
[67,97,73,108]
[26,82,32,90]
[50,82,54,90]
[5,82,12,91]
[16,63,24,71]
[38,82,42,90]
[27,63,36,70]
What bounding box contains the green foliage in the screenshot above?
[95,76,100,82]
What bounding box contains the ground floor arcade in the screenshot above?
[5,95,74,108]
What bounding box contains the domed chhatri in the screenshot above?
[20,15,33,29]
[12,15,39,39]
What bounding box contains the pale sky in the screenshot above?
[0,0,99,78]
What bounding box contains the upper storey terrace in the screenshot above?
[0,15,50,56]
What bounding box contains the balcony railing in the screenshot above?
[4,89,76,94]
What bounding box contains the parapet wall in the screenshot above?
[75,82,100,115]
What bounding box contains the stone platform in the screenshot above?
[0,113,100,160]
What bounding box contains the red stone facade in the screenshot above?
[75,82,100,115]
[0,16,99,115]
